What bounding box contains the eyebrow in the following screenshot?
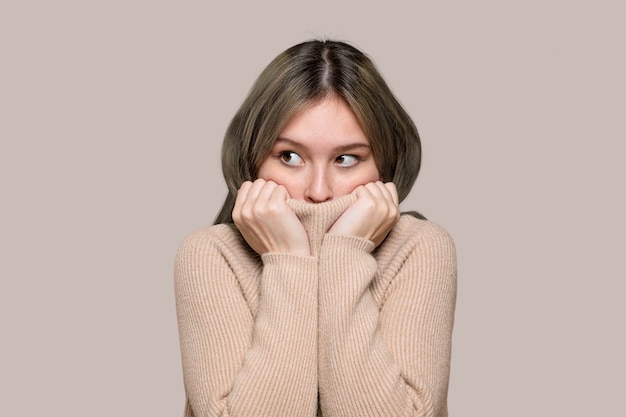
[274,137,371,153]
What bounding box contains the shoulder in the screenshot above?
[175,224,258,270]
[174,224,262,312]
[381,214,456,258]
[374,215,457,280]
[371,215,457,303]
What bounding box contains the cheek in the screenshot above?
[276,178,305,199]
[337,166,381,194]
[257,160,283,185]
[356,162,382,185]
[257,164,305,199]
[283,183,306,200]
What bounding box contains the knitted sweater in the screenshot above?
[175,195,457,417]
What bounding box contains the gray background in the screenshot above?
[2,1,624,415]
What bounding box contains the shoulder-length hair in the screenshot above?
[215,40,423,224]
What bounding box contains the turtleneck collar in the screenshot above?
[287,194,356,256]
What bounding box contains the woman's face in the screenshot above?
[257,97,380,203]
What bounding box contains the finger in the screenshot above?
[357,184,389,225]
[275,183,291,199]
[264,184,295,219]
[271,183,290,203]
[254,180,278,214]
[371,181,394,202]
[236,179,264,222]
[245,178,268,202]
[350,183,363,196]
[384,182,399,206]
[236,181,252,204]
[233,181,253,220]
[364,181,388,204]
[241,179,271,213]
[366,182,399,228]
[375,182,399,218]
[353,183,372,199]
[371,181,393,202]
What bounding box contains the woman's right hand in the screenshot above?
[232,179,311,256]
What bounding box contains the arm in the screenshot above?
[317,221,457,417]
[174,230,318,417]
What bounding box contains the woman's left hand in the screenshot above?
[328,181,400,247]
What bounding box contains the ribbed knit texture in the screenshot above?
[175,195,457,417]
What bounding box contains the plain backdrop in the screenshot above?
[1,1,624,416]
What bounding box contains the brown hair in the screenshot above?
[215,40,423,224]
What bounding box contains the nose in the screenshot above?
[304,167,333,203]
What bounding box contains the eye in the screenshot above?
[335,154,359,167]
[279,151,304,166]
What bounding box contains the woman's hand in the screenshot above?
[232,179,311,256]
[328,181,400,247]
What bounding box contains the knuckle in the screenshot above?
[275,184,287,195]
[240,207,255,222]
[251,204,265,217]
[266,201,283,216]
[363,199,377,212]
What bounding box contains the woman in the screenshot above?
[175,40,457,417]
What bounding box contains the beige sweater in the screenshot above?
[175,195,457,417]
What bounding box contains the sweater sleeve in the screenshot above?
[174,229,319,417]
[317,221,457,417]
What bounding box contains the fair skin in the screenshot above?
[232,96,400,256]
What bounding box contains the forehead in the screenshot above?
[278,97,369,147]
